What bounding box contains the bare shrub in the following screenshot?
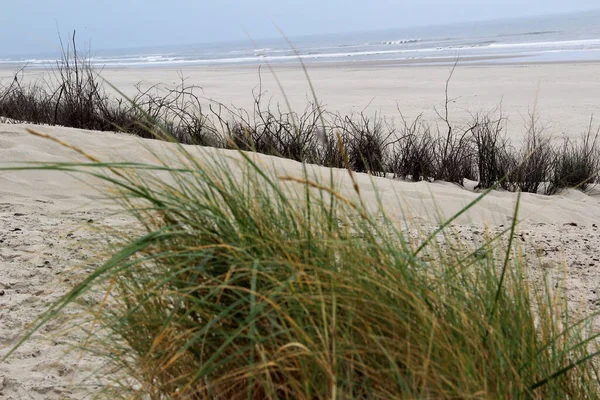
[215,99,324,163]
[0,72,53,124]
[389,115,437,182]
[508,114,555,194]
[49,33,119,130]
[128,76,222,146]
[317,126,348,169]
[257,103,323,164]
[432,123,476,185]
[430,62,476,185]
[471,112,513,190]
[332,113,392,176]
[548,120,600,193]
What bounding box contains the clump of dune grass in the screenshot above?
[4,126,600,399]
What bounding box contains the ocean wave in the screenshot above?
[91,55,178,63]
[253,48,272,56]
[86,45,476,66]
[380,39,420,45]
[0,58,55,65]
[448,40,497,49]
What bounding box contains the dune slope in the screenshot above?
[1,123,600,398]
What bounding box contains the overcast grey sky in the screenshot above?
[1,0,599,55]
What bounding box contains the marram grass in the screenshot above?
[4,128,600,399]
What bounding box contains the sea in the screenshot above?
[3,10,600,68]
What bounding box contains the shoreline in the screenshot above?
[5,54,600,72]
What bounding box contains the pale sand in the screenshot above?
[1,62,600,397]
[95,62,600,142]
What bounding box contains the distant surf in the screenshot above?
[3,10,600,68]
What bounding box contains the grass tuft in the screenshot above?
[3,128,600,398]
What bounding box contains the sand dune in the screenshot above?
[2,122,600,225]
[1,101,600,395]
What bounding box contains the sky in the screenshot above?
[1,0,599,55]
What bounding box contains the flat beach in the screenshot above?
[96,61,600,140]
[2,60,600,397]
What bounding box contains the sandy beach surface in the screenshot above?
[2,61,600,141]
[96,62,600,142]
[1,62,600,397]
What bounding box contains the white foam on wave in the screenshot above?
[0,58,52,65]
[380,39,420,45]
[253,48,271,55]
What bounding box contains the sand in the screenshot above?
[97,61,600,142]
[1,62,600,397]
